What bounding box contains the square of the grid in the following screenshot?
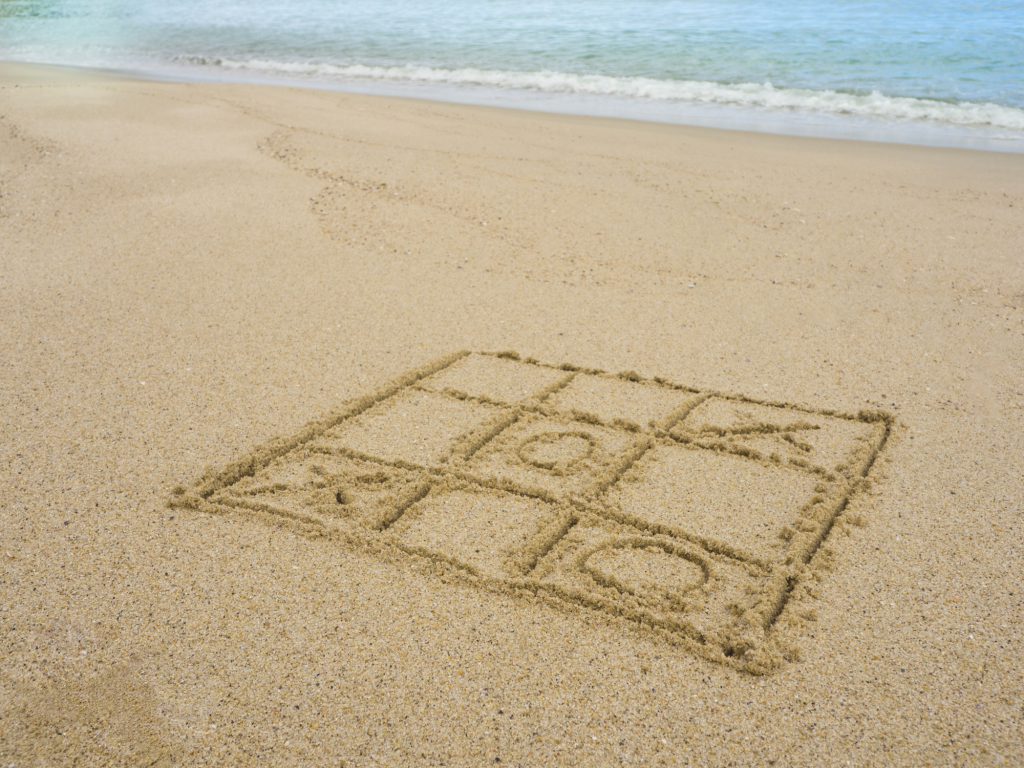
[534,515,762,640]
[673,396,880,476]
[312,388,505,468]
[387,487,565,578]
[603,442,820,562]
[545,372,697,429]
[212,449,425,530]
[465,413,642,501]
[418,352,567,405]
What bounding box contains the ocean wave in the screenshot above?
[177,56,1024,131]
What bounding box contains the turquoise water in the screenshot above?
[3,0,1024,146]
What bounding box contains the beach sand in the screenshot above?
[1,62,1022,765]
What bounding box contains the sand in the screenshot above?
[1,62,1022,766]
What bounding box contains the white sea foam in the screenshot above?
[179,57,1024,131]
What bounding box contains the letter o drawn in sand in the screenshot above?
[581,539,710,610]
[516,431,596,474]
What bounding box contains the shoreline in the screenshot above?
[6,57,1024,155]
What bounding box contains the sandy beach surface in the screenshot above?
[2,62,1022,766]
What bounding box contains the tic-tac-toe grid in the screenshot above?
[179,351,890,671]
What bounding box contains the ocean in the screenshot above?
[2,0,1023,150]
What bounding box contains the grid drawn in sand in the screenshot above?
[172,351,892,673]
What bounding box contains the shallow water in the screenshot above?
[3,0,1023,147]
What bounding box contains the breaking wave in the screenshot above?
[177,56,1024,131]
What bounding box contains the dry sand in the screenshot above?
[1,62,1023,766]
